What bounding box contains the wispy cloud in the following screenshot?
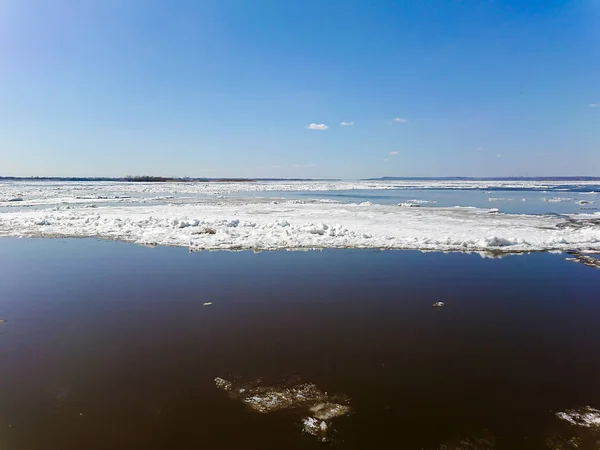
[340,121,354,127]
[307,123,328,130]
[590,103,599,108]
[388,151,399,156]
[496,154,502,158]
[392,118,408,123]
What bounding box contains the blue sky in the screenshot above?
[0,0,598,178]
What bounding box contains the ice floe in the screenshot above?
[1,181,600,254]
[1,200,599,253]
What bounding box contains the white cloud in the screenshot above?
[389,151,399,156]
[496,154,502,158]
[340,121,354,126]
[590,103,599,108]
[307,123,328,130]
[393,118,408,123]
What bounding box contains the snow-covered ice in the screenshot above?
[1,180,599,253]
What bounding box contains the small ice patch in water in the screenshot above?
[310,402,352,420]
[214,377,351,442]
[407,199,438,204]
[543,197,574,203]
[302,417,331,443]
[556,406,600,428]
[214,377,232,391]
[565,253,600,270]
[398,202,420,207]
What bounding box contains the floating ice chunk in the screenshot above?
[310,402,352,420]
[214,377,232,391]
[565,253,600,269]
[0,319,7,324]
[302,417,331,442]
[543,197,574,203]
[556,406,600,428]
[432,302,445,308]
[240,383,325,413]
[488,197,514,201]
[407,199,438,204]
[203,302,213,306]
[214,377,352,442]
[398,202,420,207]
[578,200,594,205]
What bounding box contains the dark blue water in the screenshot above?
[1,238,600,449]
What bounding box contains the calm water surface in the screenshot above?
[1,238,600,449]
[233,188,599,215]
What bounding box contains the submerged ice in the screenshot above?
[214,377,351,443]
[556,406,600,429]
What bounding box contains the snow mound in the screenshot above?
[1,201,599,253]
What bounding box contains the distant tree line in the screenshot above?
[124,175,172,182]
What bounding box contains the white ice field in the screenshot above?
[1,180,599,254]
